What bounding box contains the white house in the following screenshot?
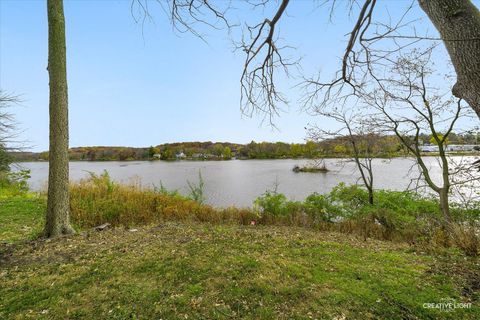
[176,152,186,159]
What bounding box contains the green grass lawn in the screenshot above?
[0,193,45,243]
[1,194,478,319]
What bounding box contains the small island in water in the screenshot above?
[292,160,329,173]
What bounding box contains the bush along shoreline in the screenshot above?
[63,172,479,256]
[2,170,478,256]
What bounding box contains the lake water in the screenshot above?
[16,157,478,207]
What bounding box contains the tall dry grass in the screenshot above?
[68,172,479,256]
[69,172,256,228]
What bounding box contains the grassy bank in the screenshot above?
[1,221,479,319]
[0,182,45,243]
[1,175,479,319]
[1,172,479,253]
[65,172,479,256]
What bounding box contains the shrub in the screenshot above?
[452,224,479,256]
[254,191,289,217]
[373,190,440,217]
[0,169,31,196]
[303,193,341,223]
[253,191,305,225]
[328,183,370,216]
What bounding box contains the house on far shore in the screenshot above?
[153,153,162,159]
[419,145,439,153]
[176,152,186,159]
[445,145,478,152]
[419,144,479,153]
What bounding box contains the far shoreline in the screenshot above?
[13,152,480,163]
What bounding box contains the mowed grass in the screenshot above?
[1,230,479,319]
[0,193,45,243]
[1,194,479,319]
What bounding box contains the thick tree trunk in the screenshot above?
[45,0,74,237]
[419,0,480,118]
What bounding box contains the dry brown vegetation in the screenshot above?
[65,173,479,256]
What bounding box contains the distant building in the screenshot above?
[176,152,186,159]
[419,144,478,153]
[446,145,477,152]
[419,145,438,153]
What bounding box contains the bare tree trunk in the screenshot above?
[367,188,374,205]
[419,0,480,118]
[45,0,74,237]
[439,188,451,223]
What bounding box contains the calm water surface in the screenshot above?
[17,157,477,207]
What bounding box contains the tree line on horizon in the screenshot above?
[9,132,479,163]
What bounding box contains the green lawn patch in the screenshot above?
[0,194,45,243]
[0,221,478,319]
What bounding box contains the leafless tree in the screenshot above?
[131,0,480,121]
[418,0,480,118]
[0,92,18,142]
[129,0,300,124]
[363,49,477,223]
[0,91,22,172]
[308,107,379,205]
[302,0,480,119]
[152,0,294,124]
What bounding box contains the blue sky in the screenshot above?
[0,0,472,151]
